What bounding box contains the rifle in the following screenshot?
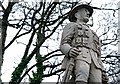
[62,57,74,84]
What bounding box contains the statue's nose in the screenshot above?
[87,12,90,17]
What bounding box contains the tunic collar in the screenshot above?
[76,22,89,28]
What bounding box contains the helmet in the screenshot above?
[68,3,93,22]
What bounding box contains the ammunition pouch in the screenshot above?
[72,24,101,56]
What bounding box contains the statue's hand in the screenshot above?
[69,48,81,58]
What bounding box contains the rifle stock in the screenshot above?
[62,58,74,84]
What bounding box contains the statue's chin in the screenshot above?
[83,17,89,23]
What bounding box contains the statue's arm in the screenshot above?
[60,22,77,57]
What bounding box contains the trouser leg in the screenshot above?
[89,60,102,84]
[74,60,90,83]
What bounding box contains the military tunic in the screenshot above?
[60,22,104,83]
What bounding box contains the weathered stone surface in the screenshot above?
[60,3,108,84]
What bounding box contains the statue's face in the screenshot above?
[75,8,90,23]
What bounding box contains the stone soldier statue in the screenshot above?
[60,3,108,84]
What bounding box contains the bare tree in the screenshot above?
[0,0,18,83]
[1,0,78,83]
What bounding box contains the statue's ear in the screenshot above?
[74,12,78,19]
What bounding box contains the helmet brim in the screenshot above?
[68,4,93,22]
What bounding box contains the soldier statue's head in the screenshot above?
[68,3,93,23]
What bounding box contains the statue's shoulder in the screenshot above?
[66,22,78,26]
[91,29,98,37]
[64,22,78,29]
